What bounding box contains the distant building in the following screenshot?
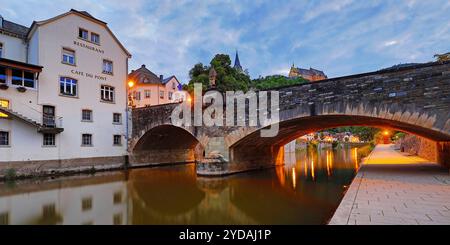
[233,50,243,72]
[128,65,187,107]
[288,64,327,81]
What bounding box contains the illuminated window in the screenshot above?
[0,99,9,118]
[60,77,77,96]
[62,48,75,65]
[79,28,88,40]
[102,60,113,74]
[101,85,115,102]
[91,33,100,44]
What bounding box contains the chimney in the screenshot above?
[141,64,146,68]
[160,75,163,81]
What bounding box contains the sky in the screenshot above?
[1,0,449,83]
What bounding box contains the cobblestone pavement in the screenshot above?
[329,144,450,225]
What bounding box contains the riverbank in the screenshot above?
[329,144,450,225]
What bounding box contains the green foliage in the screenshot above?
[251,75,308,90]
[326,126,380,142]
[186,54,251,93]
[5,168,17,180]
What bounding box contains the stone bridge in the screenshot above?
[129,61,450,175]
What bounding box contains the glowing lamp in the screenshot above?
[128,81,135,88]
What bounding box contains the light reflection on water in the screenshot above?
[0,147,370,225]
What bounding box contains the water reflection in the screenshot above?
[0,147,370,225]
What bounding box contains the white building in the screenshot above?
[0,9,131,171]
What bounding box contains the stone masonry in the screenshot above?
[130,61,450,175]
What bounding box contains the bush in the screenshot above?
[5,168,17,180]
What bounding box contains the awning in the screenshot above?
[0,58,43,73]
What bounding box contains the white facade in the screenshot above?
[0,10,131,163]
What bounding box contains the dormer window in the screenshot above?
[91,33,100,44]
[79,28,88,40]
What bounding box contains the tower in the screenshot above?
[233,50,243,72]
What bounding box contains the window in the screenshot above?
[81,134,92,146]
[113,191,122,204]
[91,33,100,44]
[0,66,6,84]
[82,197,93,211]
[0,131,9,146]
[144,90,151,98]
[11,69,35,88]
[42,204,56,218]
[160,90,164,99]
[82,109,93,122]
[0,99,9,118]
[101,85,115,102]
[43,133,55,146]
[62,48,75,65]
[133,91,141,101]
[79,28,88,40]
[113,113,122,124]
[0,43,3,58]
[168,92,173,100]
[113,135,122,146]
[0,212,9,225]
[172,82,176,90]
[60,77,77,96]
[102,60,113,74]
[113,213,122,225]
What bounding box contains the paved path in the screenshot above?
[329,144,450,225]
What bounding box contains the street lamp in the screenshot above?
[125,79,135,156]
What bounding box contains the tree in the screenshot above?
[185,54,251,93]
[251,75,308,90]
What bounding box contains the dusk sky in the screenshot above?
[1,0,449,83]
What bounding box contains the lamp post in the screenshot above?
[125,80,135,155]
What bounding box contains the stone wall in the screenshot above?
[399,135,437,162]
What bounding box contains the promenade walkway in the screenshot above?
[329,144,450,225]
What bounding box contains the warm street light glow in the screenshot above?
[128,80,135,88]
[383,130,390,136]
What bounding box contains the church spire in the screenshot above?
[234,50,243,72]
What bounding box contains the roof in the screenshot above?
[292,67,327,78]
[0,57,43,72]
[26,9,131,57]
[234,50,243,71]
[162,75,181,85]
[0,18,30,38]
[129,65,162,85]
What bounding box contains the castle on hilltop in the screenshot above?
[288,64,327,81]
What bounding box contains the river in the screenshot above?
[0,146,371,225]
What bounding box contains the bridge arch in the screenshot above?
[228,104,450,171]
[129,124,204,166]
